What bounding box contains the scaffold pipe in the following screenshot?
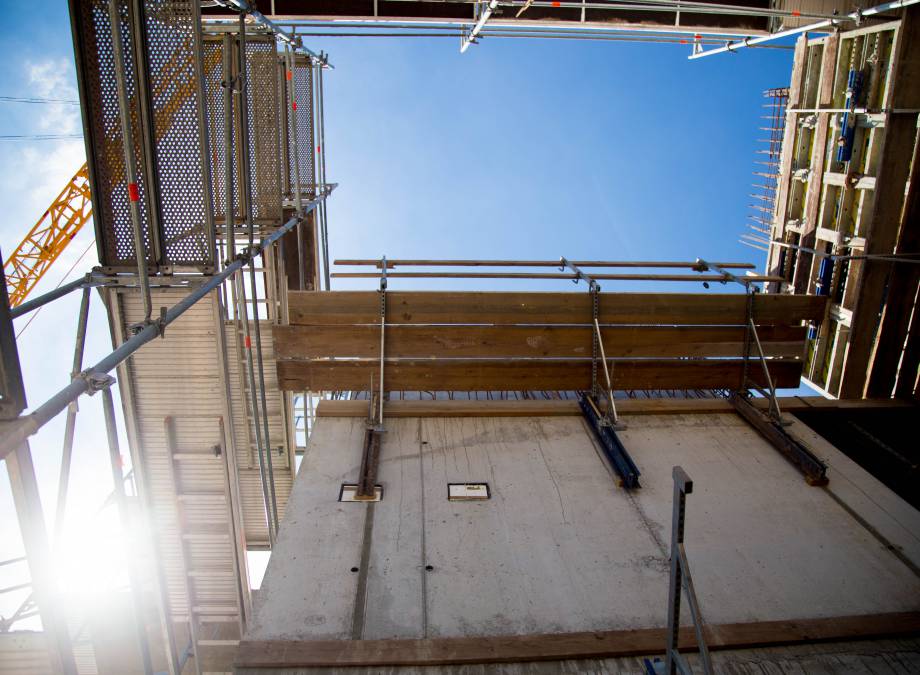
[0,188,333,461]
[689,0,920,60]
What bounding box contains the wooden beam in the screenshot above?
[314,396,915,418]
[841,8,920,398]
[273,325,806,360]
[866,73,920,397]
[235,611,920,668]
[287,292,827,327]
[277,359,803,392]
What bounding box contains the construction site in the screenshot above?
[0,0,919,673]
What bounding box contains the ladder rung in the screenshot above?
[192,605,239,615]
[197,640,240,647]
[173,453,219,461]
[183,533,230,542]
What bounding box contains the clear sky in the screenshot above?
[0,1,801,624]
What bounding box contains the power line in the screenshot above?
[0,134,83,141]
[0,95,80,105]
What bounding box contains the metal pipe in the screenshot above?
[0,192,331,460]
[690,0,920,60]
[9,275,96,320]
[107,0,153,322]
[236,11,256,251]
[248,257,281,535]
[235,270,276,546]
[52,287,91,545]
[330,271,782,282]
[378,0,839,21]
[100,387,154,675]
[461,0,498,52]
[192,0,218,271]
[285,47,307,291]
[336,259,756,268]
[212,0,328,64]
[235,6,280,539]
[222,33,236,267]
[317,62,330,290]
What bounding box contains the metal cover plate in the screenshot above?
[448,483,491,501]
[339,484,383,502]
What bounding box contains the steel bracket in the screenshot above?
[81,371,116,395]
[730,393,828,485]
[579,393,639,489]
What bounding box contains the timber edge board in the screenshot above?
[235,611,920,668]
[316,397,915,418]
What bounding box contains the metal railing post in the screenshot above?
[100,385,155,675]
[53,286,92,545]
[107,0,153,322]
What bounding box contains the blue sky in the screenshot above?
[0,1,800,617]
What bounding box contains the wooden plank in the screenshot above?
[235,611,920,668]
[287,292,827,326]
[314,396,913,418]
[841,9,920,398]
[276,359,803,392]
[273,324,806,360]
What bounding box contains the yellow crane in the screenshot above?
[3,165,93,308]
[3,42,222,308]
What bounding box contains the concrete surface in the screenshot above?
[246,413,920,643]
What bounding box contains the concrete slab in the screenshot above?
[247,413,920,644]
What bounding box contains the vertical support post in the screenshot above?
[285,47,306,292]
[665,467,690,675]
[317,60,330,290]
[221,33,236,269]
[53,287,92,544]
[191,0,217,271]
[100,386,155,675]
[234,272,275,546]
[6,442,78,675]
[107,0,153,322]
[378,257,387,426]
[663,466,712,675]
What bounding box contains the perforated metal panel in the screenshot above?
[145,0,212,266]
[289,55,315,194]
[72,0,213,269]
[76,0,156,266]
[202,37,239,227]
[246,38,283,224]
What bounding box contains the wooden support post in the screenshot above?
[841,8,920,398]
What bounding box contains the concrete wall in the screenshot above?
[247,412,920,644]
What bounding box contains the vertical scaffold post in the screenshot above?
[662,466,713,675]
[100,384,155,675]
[53,286,91,544]
[106,0,153,323]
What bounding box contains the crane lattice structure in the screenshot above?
[2,165,92,308]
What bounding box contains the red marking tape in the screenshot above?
[128,182,139,202]
[286,70,293,81]
[292,101,297,111]
[552,1,561,5]
[317,145,321,153]
[680,39,688,44]
[792,10,800,15]
[244,335,252,348]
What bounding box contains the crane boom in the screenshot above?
[3,164,93,308]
